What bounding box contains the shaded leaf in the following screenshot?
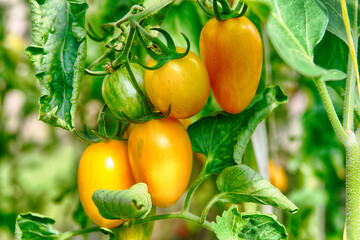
[212,205,287,240]
[217,165,298,213]
[92,183,152,220]
[14,213,59,240]
[188,86,287,175]
[26,0,88,131]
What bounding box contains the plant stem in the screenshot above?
[314,78,348,145]
[341,0,360,101]
[131,0,174,22]
[183,162,210,211]
[345,137,360,240]
[133,211,214,232]
[343,56,355,131]
[200,193,224,223]
[87,49,112,71]
[59,227,100,240]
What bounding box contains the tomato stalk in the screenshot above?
[59,227,101,240]
[133,211,214,232]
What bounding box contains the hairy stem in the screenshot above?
[345,137,360,240]
[314,78,348,145]
[343,55,355,131]
[200,193,225,223]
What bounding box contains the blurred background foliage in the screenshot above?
[0,0,346,239]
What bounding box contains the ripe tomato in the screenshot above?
[144,48,210,119]
[128,118,193,207]
[268,160,288,193]
[77,140,135,228]
[102,63,150,120]
[200,17,263,114]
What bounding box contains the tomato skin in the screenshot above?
[144,48,210,119]
[268,160,288,193]
[128,118,193,207]
[102,63,149,120]
[200,17,263,114]
[78,140,135,228]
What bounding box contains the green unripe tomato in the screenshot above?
[102,63,150,120]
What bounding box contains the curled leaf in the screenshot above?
[92,183,152,220]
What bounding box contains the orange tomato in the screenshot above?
[128,118,193,207]
[200,17,263,114]
[77,140,135,228]
[145,48,210,119]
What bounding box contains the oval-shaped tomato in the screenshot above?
[128,118,193,207]
[78,140,135,228]
[268,160,288,193]
[144,48,210,119]
[200,17,263,114]
[102,63,150,120]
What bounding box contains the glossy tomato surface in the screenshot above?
[144,48,210,119]
[78,140,135,228]
[128,118,193,207]
[200,17,263,114]
[102,63,150,120]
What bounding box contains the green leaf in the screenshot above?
[26,0,88,131]
[244,0,345,81]
[92,183,152,220]
[320,0,359,45]
[216,165,298,213]
[212,205,288,240]
[188,86,287,175]
[14,213,59,240]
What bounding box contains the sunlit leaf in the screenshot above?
[212,205,288,240]
[26,0,87,131]
[244,0,346,81]
[217,165,298,213]
[14,213,59,240]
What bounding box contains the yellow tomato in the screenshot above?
[128,118,193,207]
[268,160,288,193]
[144,48,210,119]
[77,140,135,228]
[200,17,263,114]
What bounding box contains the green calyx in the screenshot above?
[135,22,190,70]
[197,0,248,21]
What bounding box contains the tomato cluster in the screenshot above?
[78,15,262,229]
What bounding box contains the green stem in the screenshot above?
[343,55,355,131]
[200,193,225,224]
[218,0,232,14]
[183,162,211,211]
[87,49,112,71]
[59,227,100,240]
[131,0,174,22]
[112,27,136,67]
[133,211,214,232]
[314,78,348,145]
[345,137,360,240]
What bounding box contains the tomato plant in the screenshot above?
[102,63,150,120]
[199,16,263,114]
[128,118,193,207]
[77,140,135,229]
[145,47,210,119]
[16,0,359,239]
